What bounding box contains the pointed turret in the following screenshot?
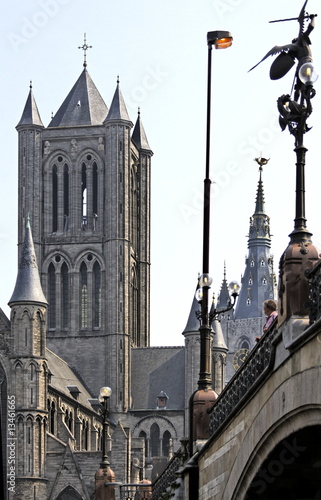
[9,217,47,306]
[16,83,44,128]
[132,109,152,152]
[48,68,108,127]
[104,79,132,124]
[234,161,275,319]
[216,263,231,311]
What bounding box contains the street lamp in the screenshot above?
[198,30,234,391]
[249,1,319,324]
[99,386,112,468]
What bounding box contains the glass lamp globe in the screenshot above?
[99,386,112,402]
[229,280,240,294]
[299,62,318,85]
[199,273,213,288]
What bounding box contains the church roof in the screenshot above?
[104,80,132,123]
[132,110,152,152]
[48,68,108,127]
[8,218,47,306]
[16,84,44,128]
[46,349,97,409]
[131,347,185,410]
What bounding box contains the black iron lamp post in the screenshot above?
[197,30,235,391]
[249,0,319,323]
[99,386,112,468]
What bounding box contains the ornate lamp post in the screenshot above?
[95,387,115,500]
[249,0,319,326]
[190,31,236,452]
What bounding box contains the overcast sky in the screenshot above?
[1,0,320,345]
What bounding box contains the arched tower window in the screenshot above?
[139,430,148,458]
[63,164,69,231]
[130,166,138,252]
[150,423,160,457]
[80,262,88,328]
[48,263,56,329]
[93,162,98,219]
[131,266,138,345]
[162,430,171,457]
[93,261,101,328]
[61,262,69,329]
[52,165,58,232]
[82,163,87,229]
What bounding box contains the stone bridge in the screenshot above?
[152,261,321,500]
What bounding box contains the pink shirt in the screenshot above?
[263,311,277,332]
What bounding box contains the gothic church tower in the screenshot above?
[16,64,153,414]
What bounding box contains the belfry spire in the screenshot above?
[234,158,275,319]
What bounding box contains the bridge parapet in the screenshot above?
[209,322,278,435]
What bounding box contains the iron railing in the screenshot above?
[209,321,277,435]
[307,260,321,325]
[151,452,184,500]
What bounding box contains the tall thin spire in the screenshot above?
[234,158,275,319]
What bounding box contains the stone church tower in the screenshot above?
[16,66,153,416]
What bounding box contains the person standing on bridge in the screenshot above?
[263,299,278,333]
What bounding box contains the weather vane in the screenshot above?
[78,33,92,68]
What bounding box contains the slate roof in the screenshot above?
[131,347,185,410]
[48,69,108,127]
[46,348,97,411]
[132,111,152,152]
[16,85,44,128]
[8,218,47,306]
[104,82,132,123]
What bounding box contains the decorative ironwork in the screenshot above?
[307,261,321,324]
[151,451,185,500]
[209,322,277,435]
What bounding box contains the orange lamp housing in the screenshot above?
[207,30,233,49]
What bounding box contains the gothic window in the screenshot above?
[130,166,138,252]
[56,486,83,500]
[250,259,255,267]
[93,261,101,328]
[93,162,98,218]
[48,263,56,329]
[48,400,55,434]
[61,262,69,329]
[63,164,69,231]
[131,266,138,345]
[249,277,253,285]
[162,431,171,457]
[246,297,251,305]
[80,262,88,328]
[240,339,250,350]
[139,430,148,457]
[261,259,265,266]
[150,423,160,457]
[52,165,58,232]
[82,419,89,450]
[262,276,267,285]
[82,163,87,229]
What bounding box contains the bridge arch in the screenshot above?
[232,406,321,500]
